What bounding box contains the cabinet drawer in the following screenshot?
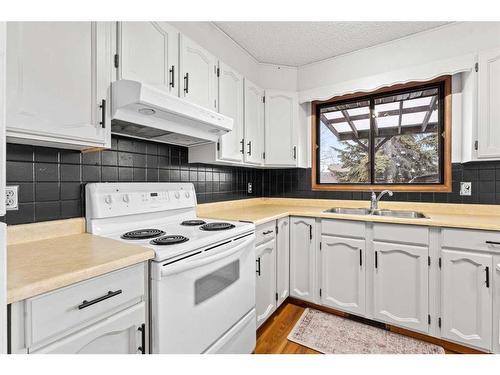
[442,228,500,253]
[256,221,276,246]
[26,264,145,348]
[373,223,428,246]
[321,219,365,239]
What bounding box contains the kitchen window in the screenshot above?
[312,76,451,192]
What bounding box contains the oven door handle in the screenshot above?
[161,234,255,277]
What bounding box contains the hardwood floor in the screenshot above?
[255,300,480,354]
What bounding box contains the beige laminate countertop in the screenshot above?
[7,218,154,304]
[197,198,500,231]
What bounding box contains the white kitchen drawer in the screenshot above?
[321,219,365,239]
[26,264,145,349]
[442,228,500,253]
[373,223,428,246]
[255,221,276,246]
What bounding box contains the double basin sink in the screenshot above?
[324,207,428,219]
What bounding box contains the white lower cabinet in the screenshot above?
[441,249,492,351]
[290,217,316,302]
[276,217,290,307]
[255,238,277,328]
[320,235,365,316]
[373,241,429,333]
[32,303,145,354]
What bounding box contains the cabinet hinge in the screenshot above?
[428,314,431,325]
[216,67,220,77]
[114,54,119,68]
[319,288,322,297]
[262,96,265,103]
[216,142,220,151]
[475,62,479,72]
[438,317,442,328]
[275,292,278,301]
[428,256,431,267]
[474,140,479,150]
[438,257,442,269]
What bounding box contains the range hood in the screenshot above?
[111,80,233,147]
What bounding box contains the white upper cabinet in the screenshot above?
[477,47,500,159]
[276,217,290,307]
[321,236,366,316]
[244,79,265,165]
[290,217,316,303]
[179,34,217,110]
[6,22,112,149]
[119,22,179,95]
[218,61,244,162]
[441,249,492,351]
[264,90,298,166]
[255,239,277,328]
[373,242,429,333]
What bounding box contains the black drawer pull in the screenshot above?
[138,323,146,354]
[486,266,490,288]
[78,289,122,310]
[169,65,175,88]
[359,249,362,267]
[375,251,378,269]
[262,230,273,235]
[184,73,189,94]
[247,141,252,155]
[256,258,261,276]
[486,241,500,245]
[99,99,106,129]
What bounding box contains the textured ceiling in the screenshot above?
[214,22,451,67]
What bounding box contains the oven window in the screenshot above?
[194,260,240,305]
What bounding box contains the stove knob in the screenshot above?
[185,191,190,198]
[122,194,130,203]
[104,195,112,204]
[174,192,180,199]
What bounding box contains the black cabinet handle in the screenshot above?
[256,258,261,276]
[262,230,273,235]
[247,141,252,155]
[138,323,146,354]
[293,146,297,160]
[359,249,362,267]
[99,99,106,129]
[240,139,244,154]
[78,289,122,310]
[486,241,500,245]
[184,73,189,94]
[486,266,490,288]
[375,251,378,269]
[169,65,175,88]
[309,224,312,240]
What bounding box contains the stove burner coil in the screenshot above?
[200,222,236,231]
[121,229,165,240]
[181,220,207,226]
[150,235,189,245]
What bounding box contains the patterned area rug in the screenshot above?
[288,308,445,354]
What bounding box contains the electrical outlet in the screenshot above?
[460,182,472,196]
[247,182,253,194]
[6,185,19,210]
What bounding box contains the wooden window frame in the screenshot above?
[311,75,452,192]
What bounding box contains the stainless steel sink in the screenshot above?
[323,207,427,219]
[323,207,372,215]
[371,209,428,219]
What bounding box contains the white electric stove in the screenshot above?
[85,182,256,354]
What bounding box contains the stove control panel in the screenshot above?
[86,183,197,218]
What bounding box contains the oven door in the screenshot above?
[151,233,256,354]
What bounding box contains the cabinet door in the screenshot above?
[477,47,500,158]
[290,217,315,302]
[6,22,112,148]
[264,90,298,166]
[373,242,428,333]
[441,249,492,351]
[276,217,290,307]
[32,303,145,354]
[244,79,264,165]
[218,61,244,162]
[255,239,277,328]
[179,34,217,110]
[119,22,179,95]
[321,235,365,316]
[494,257,500,354]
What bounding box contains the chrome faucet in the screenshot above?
[370,190,393,211]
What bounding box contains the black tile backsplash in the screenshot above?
[5,135,500,225]
[5,136,261,225]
